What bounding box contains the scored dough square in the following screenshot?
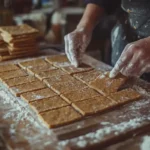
[51,80,87,94]
[27,64,56,76]
[3,76,36,87]
[21,88,57,103]
[39,106,82,128]
[61,63,93,75]
[43,74,77,87]
[35,69,66,81]
[10,80,46,96]
[45,55,69,64]
[18,58,47,70]
[89,72,127,96]
[107,88,141,105]
[0,64,19,73]
[0,70,27,80]
[30,96,69,113]
[61,87,100,104]
[72,96,117,116]
[74,70,102,84]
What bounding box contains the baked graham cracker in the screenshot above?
[61,87,100,104]
[0,64,19,73]
[89,72,128,96]
[0,69,27,80]
[10,80,46,96]
[50,80,87,94]
[3,76,36,87]
[35,69,66,81]
[74,70,102,84]
[107,88,141,105]
[27,64,56,76]
[30,96,69,113]
[72,96,117,116]
[18,58,47,70]
[39,106,82,128]
[21,88,57,103]
[43,74,77,87]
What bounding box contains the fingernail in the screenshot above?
[109,71,116,78]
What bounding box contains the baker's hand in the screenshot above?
[64,28,92,67]
[110,37,150,78]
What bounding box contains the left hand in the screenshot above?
[110,37,150,78]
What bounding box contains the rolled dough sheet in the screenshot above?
[18,58,47,70]
[27,64,56,76]
[61,87,100,104]
[0,69,27,80]
[21,88,57,103]
[61,63,93,75]
[43,74,77,87]
[39,106,82,128]
[0,64,19,73]
[74,70,102,84]
[72,96,117,116]
[2,76,36,87]
[10,80,46,96]
[45,55,69,64]
[89,72,128,96]
[35,69,66,81]
[51,80,87,94]
[107,88,141,104]
[30,96,69,113]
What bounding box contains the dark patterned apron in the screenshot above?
[111,0,150,81]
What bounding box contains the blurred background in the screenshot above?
[0,0,117,64]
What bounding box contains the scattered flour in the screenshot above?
[141,136,150,150]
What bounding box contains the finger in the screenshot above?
[64,35,72,63]
[121,51,141,76]
[109,44,134,78]
[68,38,79,67]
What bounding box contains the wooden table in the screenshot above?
[0,49,150,150]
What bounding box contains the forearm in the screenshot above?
[77,4,104,33]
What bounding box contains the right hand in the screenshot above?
[64,28,92,67]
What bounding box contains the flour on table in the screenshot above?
[141,136,150,150]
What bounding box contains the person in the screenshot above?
[64,0,150,80]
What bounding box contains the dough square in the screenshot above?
[45,55,69,64]
[35,69,66,81]
[74,70,102,84]
[0,64,19,73]
[30,96,69,113]
[21,88,57,103]
[107,88,141,105]
[10,80,46,96]
[61,63,93,75]
[72,96,117,116]
[61,87,100,104]
[43,74,77,87]
[3,76,36,87]
[18,58,47,70]
[0,69,27,80]
[39,106,82,128]
[27,64,56,76]
[89,72,128,96]
[51,80,87,94]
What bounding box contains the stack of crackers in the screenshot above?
[0,24,39,61]
[0,55,142,128]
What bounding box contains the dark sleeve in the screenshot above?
[85,0,121,14]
